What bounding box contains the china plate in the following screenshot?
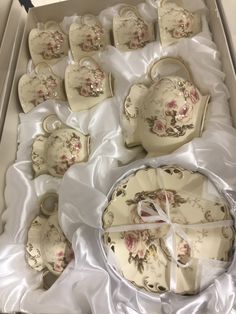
[102,166,234,294]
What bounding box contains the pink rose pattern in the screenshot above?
[122,230,157,273]
[52,248,74,274]
[39,30,65,60]
[177,240,191,265]
[124,18,151,50]
[76,67,105,97]
[167,10,194,39]
[31,75,59,106]
[146,80,200,137]
[122,189,187,273]
[53,132,82,175]
[78,24,105,52]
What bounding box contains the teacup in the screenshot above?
[158,0,202,46]
[32,126,90,177]
[65,57,113,112]
[122,57,210,156]
[69,14,109,60]
[26,194,73,282]
[29,21,69,65]
[18,63,66,113]
[113,5,155,51]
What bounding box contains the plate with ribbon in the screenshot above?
[102,166,235,294]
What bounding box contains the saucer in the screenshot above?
[29,21,69,65]
[32,127,90,177]
[113,5,155,51]
[102,166,235,294]
[65,57,113,112]
[18,63,66,113]
[69,15,109,60]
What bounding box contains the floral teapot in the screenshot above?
[122,57,210,156]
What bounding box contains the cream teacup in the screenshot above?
[18,63,66,113]
[113,5,155,51]
[69,14,109,60]
[65,57,113,112]
[29,21,69,65]
[158,0,202,46]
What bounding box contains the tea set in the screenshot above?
[21,1,232,295]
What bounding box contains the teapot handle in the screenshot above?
[148,57,192,82]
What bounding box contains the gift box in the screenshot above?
[0,0,236,313]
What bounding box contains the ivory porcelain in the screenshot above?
[158,0,202,46]
[32,127,90,177]
[102,166,235,294]
[122,57,210,156]
[69,15,109,60]
[18,63,66,113]
[113,5,155,51]
[65,57,113,112]
[26,193,74,286]
[28,21,69,65]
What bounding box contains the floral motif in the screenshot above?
[78,24,105,52]
[125,18,150,49]
[165,9,194,39]
[146,112,194,137]
[126,189,186,209]
[44,222,74,274]
[39,30,65,60]
[177,240,191,265]
[52,132,82,176]
[121,230,158,273]
[75,66,105,97]
[50,248,74,273]
[30,75,58,106]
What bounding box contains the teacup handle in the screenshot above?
[119,5,139,18]
[45,21,60,30]
[159,0,183,7]
[81,14,98,26]
[149,57,192,82]
[79,56,99,70]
